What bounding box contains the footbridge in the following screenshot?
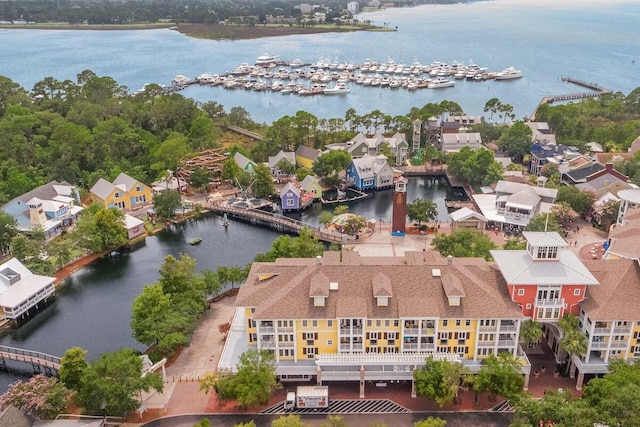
[0,345,61,375]
[210,204,351,244]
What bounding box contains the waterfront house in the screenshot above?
[440,133,483,154]
[330,132,408,166]
[124,214,145,240]
[300,175,324,201]
[529,140,580,176]
[233,152,256,173]
[443,116,485,133]
[90,173,152,211]
[268,150,296,180]
[346,154,394,191]
[472,180,558,230]
[222,250,529,395]
[1,180,83,241]
[0,258,55,324]
[295,145,322,169]
[280,182,301,211]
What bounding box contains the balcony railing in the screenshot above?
[499,325,518,332]
[478,340,495,347]
[593,327,611,335]
[404,329,419,335]
[611,341,629,350]
[590,341,608,349]
[261,340,275,348]
[614,326,632,334]
[403,343,419,350]
[340,328,363,335]
[259,326,275,333]
[278,341,294,347]
[497,339,516,348]
[534,298,565,308]
[339,343,364,351]
[420,343,435,351]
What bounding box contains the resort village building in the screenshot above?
[0,258,56,325]
[222,250,531,396]
[346,154,394,191]
[267,150,296,180]
[604,188,640,261]
[90,173,152,211]
[472,180,558,230]
[332,132,408,166]
[1,180,83,241]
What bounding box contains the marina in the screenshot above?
[162,56,522,97]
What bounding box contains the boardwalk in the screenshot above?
[210,203,350,244]
[0,345,61,373]
[225,125,264,140]
[529,76,613,120]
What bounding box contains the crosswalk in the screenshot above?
[261,399,411,415]
[492,400,516,413]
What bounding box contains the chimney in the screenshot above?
[605,162,613,172]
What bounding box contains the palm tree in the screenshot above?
[520,320,543,348]
[559,330,588,376]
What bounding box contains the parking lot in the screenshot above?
[260,399,411,415]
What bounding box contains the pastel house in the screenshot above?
[90,173,152,211]
[0,258,56,324]
[280,182,301,211]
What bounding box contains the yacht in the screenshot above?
[428,77,455,89]
[495,66,523,80]
[323,81,350,95]
[289,59,304,68]
[255,53,278,66]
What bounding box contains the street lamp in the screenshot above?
[378,218,384,231]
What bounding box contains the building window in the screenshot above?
[574,289,580,296]
[442,320,448,327]
[312,320,318,328]
[465,319,471,327]
[376,320,382,327]
[302,320,308,328]
[327,320,333,328]
[250,333,257,342]
[250,307,256,313]
[286,198,294,207]
[394,320,399,327]
[518,289,525,296]
[328,340,333,346]
[526,303,532,309]
[385,320,390,327]
[367,320,372,327]
[455,320,461,326]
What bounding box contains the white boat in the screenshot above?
[495,66,522,80]
[256,53,278,66]
[323,82,350,95]
[289,59,304,68]
[428,77,455,89]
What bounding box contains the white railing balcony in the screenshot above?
[593,327,611,335]
[261,340,275,348]
[353,343,364,351]
[420,343,435,351]
[340,328,363,335]
[278,341,294,347]
[404,329,419,336]
[534,298,565,308]
[259,326,275,333]
[420,329,436,335]
[590,341,608,349]
[403,343,419,350]
[614,326,632,334]
[339,343,350,351]
[497,339,516,347]
[611,341,629,349]
[352,328,363,335]
[478,341,495,347]
[499,325,518,332]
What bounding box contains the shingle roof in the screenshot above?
[295,145,322,160]
[268,151,296,168]
[494,180,558,201]
[580,259,640,321]
[565,162,605,183]
[113,172,138,192]
[237,253,523,320]
[490,249,599,285]
[90,178,116,200]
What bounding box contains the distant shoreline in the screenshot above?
[0,22,394,40]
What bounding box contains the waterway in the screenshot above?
[1,0,639,123]
[0,177,454,391]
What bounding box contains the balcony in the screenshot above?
[610,341,629,350]
[590,340,608,349]
[478,340,495,347]
[497,339,516,348]
[403,343,419,350]
[614,326,632,334]
[499,325,518,332]
[261,340,275,348]
[534,298,565,308]
[421,329,436,335]
[340,328,363,335]
[404,328,419,336]
[420,343,435,351]
[593,327,611,335]
[339,343,364,351]
[259,326,275,333]
[278,341,294,347]
[479,324,497,331]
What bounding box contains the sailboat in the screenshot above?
[222,213,230,228]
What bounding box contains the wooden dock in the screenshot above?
[321,188,369,205]
[529,76,613,121]
[209,203,351,244]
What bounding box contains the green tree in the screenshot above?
[321,415,348,427]
[0,211,17,253]
[271,414,307,427]
[47,239,74,269]
[0,375,71,420]
[276,157,296,176]
[432,229,497,261]
[414,356,470,407]
[76,348,163,417]
[519,320,543,347]
[484,98,503,123]
[510,389,591,427]
[447,147,503,187]
[94,207,127,249]
[474,352,525,400]
[59,347,89,391]
[556,186,596,218]
[550,202,573,227]
[414,417,447,427]
[233,349,281,407]
[502,237,526,250]
[318,211,335,228]
[523,213,563,234]
[153,190,182,219]
[312,150,352,183]
[497,121,532,163]
[189,167,210,191]
[252,163,276,198]
[407,198,439,226]
[193,418,212,427]
[255,228,323,262]
[295,168,314,182]
[234,422,257,427]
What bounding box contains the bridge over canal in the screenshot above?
[209,204,353,244]
[0,345,61,375]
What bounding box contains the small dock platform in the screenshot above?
[321,188,369,205]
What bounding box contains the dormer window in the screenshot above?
[536,246,558,259]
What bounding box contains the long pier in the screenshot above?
[210,204,351,244]
[0,345,61,375]
[529,77,613,121]
[225,125,264,140]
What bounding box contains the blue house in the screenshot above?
[346,154,394,191]
[280,182,301,211]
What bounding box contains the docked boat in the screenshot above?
[256,53,278,66]
[495,66,523,80]
[323,81,350,95]
[189,238,202,245]
[428,77,455,89]
[289,59,304,68]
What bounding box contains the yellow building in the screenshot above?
[295,145,322,170]
[228,251,529,396]
[89,173,152,210]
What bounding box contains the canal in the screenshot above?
[0,177,458,391]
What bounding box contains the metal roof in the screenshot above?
[490,250,599,285]
[522,231,568,247]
